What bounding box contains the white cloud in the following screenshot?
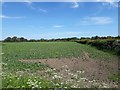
[25,1,48,13]
[80,16,112,25]
[63,32,81,36]
[106,2,118,7]
[0,15,25,19]
[71,2,79,8]
[0,0,4,5]
[53,25,64,28]
[39,31,83,38]
[25,0,32,5]
[71,1,79,8]
[98,0,119,7]
[38,8,47,13]
[30,6,48,13]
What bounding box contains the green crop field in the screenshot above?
[1,42,119,88]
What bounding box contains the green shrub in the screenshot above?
[77,39,120,55]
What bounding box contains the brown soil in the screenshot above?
[19,51,118,83]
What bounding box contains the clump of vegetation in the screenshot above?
[108,73,120,84]
[76,36,120,55]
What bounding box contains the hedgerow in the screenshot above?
[76,39,120,55]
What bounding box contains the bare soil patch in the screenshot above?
[19,51,118,83]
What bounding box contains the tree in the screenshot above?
[4,37,12,42]
[19,37,28,42]
[107,36,112,39]
[91,36,99,40]
[11,36,18,42]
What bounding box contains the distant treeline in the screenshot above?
[2,36,120,42]
[3,36,79,42]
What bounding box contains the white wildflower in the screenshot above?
[61,82,63,85]
[55,83,59,86]
[39,82,41,85]
[32,86,35,88]
[77,80,81,83]
[1,53,4,55]
[53,68,56,71]
[73,74,78,78]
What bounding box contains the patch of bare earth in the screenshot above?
[19,51,118,87]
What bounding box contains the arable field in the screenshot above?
[2,42,119,88]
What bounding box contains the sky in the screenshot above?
[1,1,119,39]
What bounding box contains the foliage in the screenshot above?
[76,39,120,55]
[3,36,120,42]
[3,36,79,42]
[108,73,120,84]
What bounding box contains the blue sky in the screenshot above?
[1,2,118,39]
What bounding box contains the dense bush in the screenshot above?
[76,39,89,44]
[76,39,120,55]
